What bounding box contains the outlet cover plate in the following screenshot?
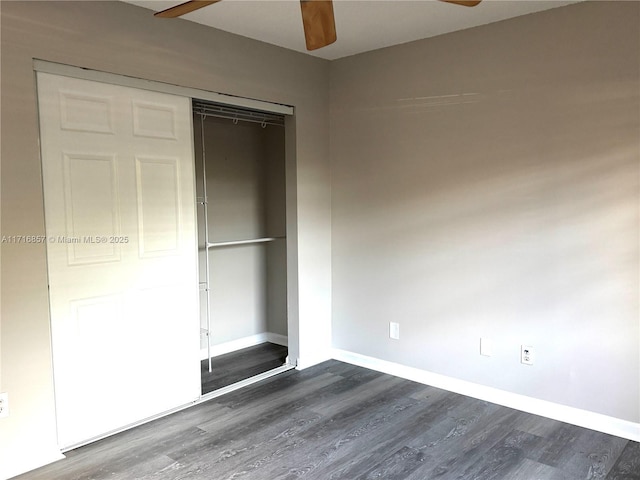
[521,345,534,365]
[389,322,400,340]
[480,337,492,357]
[0,392,8,418]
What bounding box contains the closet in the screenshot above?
[37,61,296,450]
[193,100,289,394]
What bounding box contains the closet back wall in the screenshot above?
[0,1,331,478]
[195,115,287,346]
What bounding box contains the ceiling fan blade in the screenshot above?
[439,0,482,6]
[300,0,337,51]
[154,0,222,18]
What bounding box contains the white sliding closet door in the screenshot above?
[37,72,200,449]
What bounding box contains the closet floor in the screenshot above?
[201,342,288,394]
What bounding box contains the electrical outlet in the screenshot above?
[389,322,400,340]
[0,393,8,418]
[521,345,534,365]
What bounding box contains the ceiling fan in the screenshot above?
[154,0,482,51]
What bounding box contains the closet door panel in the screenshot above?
[38,72,200,449]
[135,156,181,257]
[132,101,178,140]
[62,153,121,264]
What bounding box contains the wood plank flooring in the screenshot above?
[201,342,288,394]
[14,360,639,480]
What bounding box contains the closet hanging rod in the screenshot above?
[197,237,284,250]
[205,236,285,248]
[193,101,285,128]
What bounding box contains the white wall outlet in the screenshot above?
[480,337,492,357]
[521,345,534,365]
[0,393,8,418]
[389,322,400,340]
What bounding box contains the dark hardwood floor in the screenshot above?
[201,342,288,394]
[14,360,639,480]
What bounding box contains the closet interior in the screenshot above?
[193,100,289,395]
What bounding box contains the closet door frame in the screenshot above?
[34,60,299,446]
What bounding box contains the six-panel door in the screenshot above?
[37,72,200,449]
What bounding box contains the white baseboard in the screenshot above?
[200,332,288,360]
[295,352,333,370]
[266,332,288,347]
[2,450,65,480]
[332,348,640,442]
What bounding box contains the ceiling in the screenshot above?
[123,0,582,60]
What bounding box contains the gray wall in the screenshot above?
[330,1,639,422]
[0,1,331,478]
[2,0,638,477]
